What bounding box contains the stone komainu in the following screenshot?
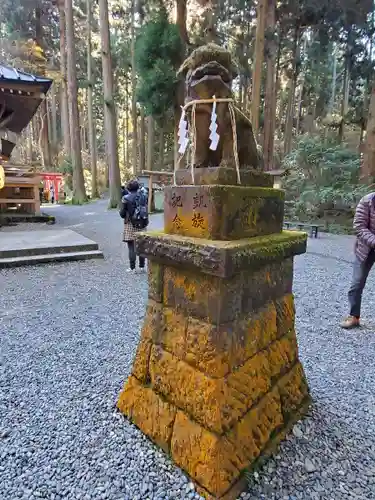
[117,43,310,500]
[177,43,263,171]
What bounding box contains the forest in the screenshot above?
[0,0,374,228]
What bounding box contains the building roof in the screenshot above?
[0,65,52,94]
[0,65,53,158]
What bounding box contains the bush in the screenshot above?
[282,136,370,221]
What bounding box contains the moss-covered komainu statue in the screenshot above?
[117,43,310,499]
[177,43,262,173]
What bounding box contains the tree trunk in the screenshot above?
[122,118,127,168]
[47,98,52,145]
[98,0,121,207]
[27,124,33,163]
[51,80,58,154]
[263,0,276,171]
[251,0,266,136]
[125,76,130,166]
[87,0,99,198]
[362,82,375,182]
[131,0,138,175]
[174,0,188,170]
[204,0,219,43]
[65,0,87,203]
[339,30,352,143]
[147,115,154,171]
[139,107,146,173]
[284,24,300,156]
[35,6,51,167]
[328,43,337,114]
[295,35,309,135]
[175,0,189,45]
[58,0,71,156]
[274,35,282,128]
[159,125,164,170]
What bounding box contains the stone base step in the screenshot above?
[0,229,100,260]
[0,242,99,259]
[0,249,104,268]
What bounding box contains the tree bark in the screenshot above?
[131,0,138,175]
[35,6,51,167]
[27,124,33,163]
[328,43,337,115]
[263,0,276,171]
[251,0,266,136]
[362,82,375,182]
[159,125,164,170]
[174,0,188,170]
[122,117,126,167]
[139,107,146,173]
[51,80,58,154]
[98,0,121,207]
[125,76,130,166]
[87,0,99,198]
[175,0,189,45]
[58,0,71,157]
[284,24,300,156]
[204,0,219,43]
[65,0,87,203]
[147,115,154,172]
[339,29,352,142]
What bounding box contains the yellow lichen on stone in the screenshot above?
[225,388,283,471]
[267,332,298,381]
[132,338,152,383]
[185,318,231,378]
[170,411,239,497]
[148,261,164,302]
[225,350,271,424]
[149,345,222,433]
[141,300,164,340]
[240,302,278,354]
[150,345,274,433]
[154,307,187,359]
[164,266,203,303]
[278,362,309,420]
[117,376,176,452]
[275,294,295,338]
[163,265,243,323]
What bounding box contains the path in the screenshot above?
[0,200,374,500]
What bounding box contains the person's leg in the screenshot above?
[138,254,146,269]
[127,240,136,270]
[348,252,375,319]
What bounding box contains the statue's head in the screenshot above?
[178,44,238,99]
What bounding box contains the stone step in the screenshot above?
[0,229,99,259]
[0,242,99,259]
[0,249,104,268]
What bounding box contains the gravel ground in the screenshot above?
[1,199,375,500]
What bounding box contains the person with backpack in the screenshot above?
[119,180,149,272]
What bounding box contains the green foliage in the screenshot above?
[135,9,183,119]
[282,136,369,219]
[137,59,178,117]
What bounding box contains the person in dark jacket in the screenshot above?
[341,192,375,328]
[119,180,146,272]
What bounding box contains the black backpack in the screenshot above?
[127,190,149,229]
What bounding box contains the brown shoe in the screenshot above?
[340,316,360,329]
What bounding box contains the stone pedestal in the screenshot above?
[117,172,310,499]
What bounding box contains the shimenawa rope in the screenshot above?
[175,97,242,186]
